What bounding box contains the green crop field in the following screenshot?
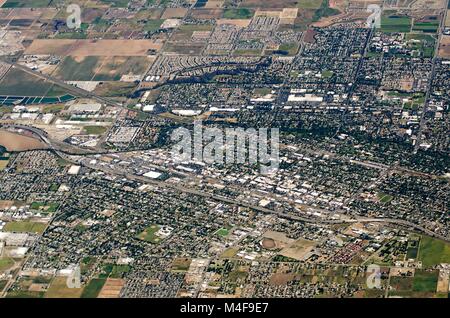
[418,236,450,267]
[380,15,412,33]
[0,68,54,96]
[223,8,254,19]
[312,0,340,22]
[2,0,50,8]
[0,258,14,271]
[297,0,323,9]
[81,278,106,298]
[99,0,130,7]
[6,291,45,298]
[412,270,439,292]
[390,276,414,291]
[4,221,47,234]
[92,57,150,81]
[412,21,440,33]
[54,56,101,81]
[144,19,164,32]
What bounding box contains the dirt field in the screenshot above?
[25,39,163,56]
[0,130,47,151]
[161,8,188,18]
[205,0,224,8]
[263,231,295,249]
[97,278,125,298]
[269,273,295,286]
[349,0,383,9]
[82,8,105,23]
[216,19,252,27]
[436,270,449,293]
[190,8,224,19]
[304,29,318,43]
[411,0,446,9]
[45,277,83,298]
[446,10,450,27]
[255,10,282,17]
[280,8,298,19]
[438,35,450,58]
[279,238,317,261]
[261,238,276,249]
[8,8,47,19]
[241,0,299,9]
[0,200,14,210]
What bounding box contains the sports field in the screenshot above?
[137,224,161,243]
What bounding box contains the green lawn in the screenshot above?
[418,236,450,267]
[216,228,229,237]
[110,265,131,278]
[30,201,59,213]
[277,43,300,56]
[321,70,334,79]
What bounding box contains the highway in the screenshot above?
[4,123,448,243]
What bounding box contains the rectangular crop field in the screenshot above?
[4,221,47,233]
[25,39,163,56]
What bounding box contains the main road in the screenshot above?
[3,123,448,242]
